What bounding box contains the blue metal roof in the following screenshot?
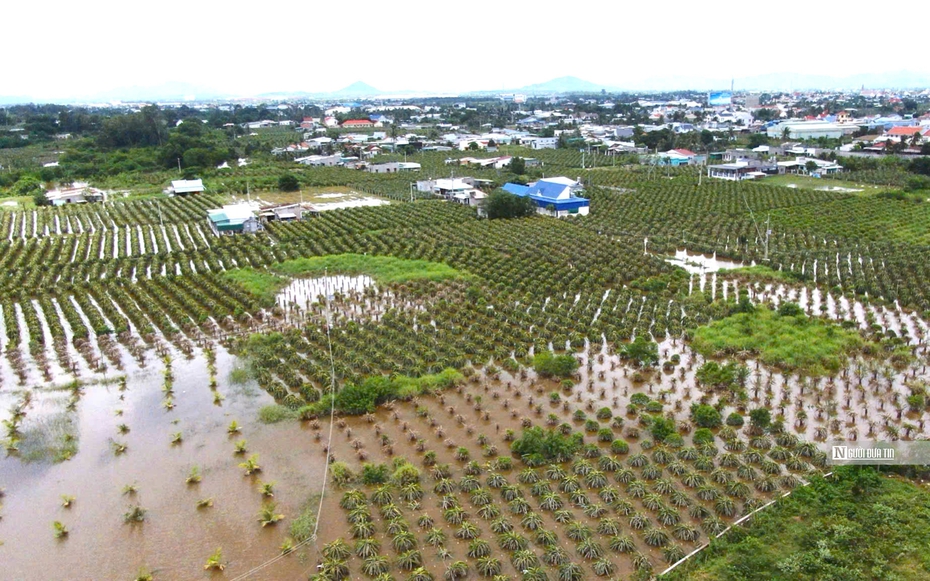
[502,183,529,195]
[501,182,588,211]
[527,181,566,200]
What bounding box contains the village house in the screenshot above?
[657,149,699,166]
[501,177,589,217]
[341,119,376,129]
[884,125,928,144]
[45,183,106,206]
[528,137,558,150]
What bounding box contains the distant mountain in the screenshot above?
[517,76,613,94]
[331,81,380,97]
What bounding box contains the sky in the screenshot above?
[2,0,929,101]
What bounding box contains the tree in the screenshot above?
[747,133,769,148]
[278,174,300,192]
[649,416,676,442]
[749,408,772,432]
[690,404,722,429]
[484,189,537,220]
[533,351,579,378]
[33,188,51,207]
[621,337,659,367]
[510,156,526,174]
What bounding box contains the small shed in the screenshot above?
[207,204,263,235]
[169,179,205,196]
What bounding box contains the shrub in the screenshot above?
[611,439,630,454]
[511,427,583,463]
[258,405,297,424]
[691,404,722,429]
[726,413,745,428]
[649,416,676,443]
[621,336,659,367]
[693,428,715,446]
[361,463,390,485]
[278,173,299,192]
[533,351,579,379]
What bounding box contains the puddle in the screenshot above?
[664,249,746,274]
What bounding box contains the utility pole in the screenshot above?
[764,213,771,261]
[177,158,181,174]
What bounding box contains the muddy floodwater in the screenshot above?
[0,349,336,580]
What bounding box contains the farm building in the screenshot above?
[368,162,421,173]
[766,121,858,140]
[502,177,589,217]
[207,204,263,235]
[528,137,558,150]
[168,179,205,196]
[341,119,375,128]
[259,204,305,222]
[706,163,761,181]
[45,183,105,206]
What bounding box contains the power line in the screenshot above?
[229,270,339,581]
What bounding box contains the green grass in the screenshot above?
[289,493,321,542]
[661,467,930,581]
[273,254,466,284]
[223,254,466,305]
[257,404,297,424]
[725,265,805,284]
[691,306,863,375]
[17,412,79,463]
[222,268,286,304]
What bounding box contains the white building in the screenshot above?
[45,183,106,206]
[529,137,558,150]
[168,179,205,196]
[767,121,858,140]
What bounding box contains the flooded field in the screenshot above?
[3,257,930,580]
[0,347,339,580]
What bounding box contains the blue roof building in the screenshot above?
[501,177,589,217]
